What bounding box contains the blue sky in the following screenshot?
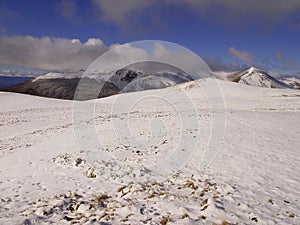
[0,0,300,74]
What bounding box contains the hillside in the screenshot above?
[0,78,299,224]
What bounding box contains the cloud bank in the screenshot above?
[0,35,233,72]
[0,36,109,70]
[0,35,297,73]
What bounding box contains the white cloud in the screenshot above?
[0,36,109,70]
[0,37,158,71]
[152,42,205,73]
[84,38,104,46]
[87,42,150,73]
[86,41,214,78]
[228,47,254,63]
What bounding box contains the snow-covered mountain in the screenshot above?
[106,67,192,91]
[31,70,85,81]
[1,64,299,100]
[280,77,300,89]
[225,66,290,89]
[32,62,192,89]
[1,63,194,100]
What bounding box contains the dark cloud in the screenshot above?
[91,0,153,23]
[273,51,300,71]
[0,27,6,35]
[204,57,242,72]
[228,47,254,63]
[56,0,81,24]
[91,0,170,36]
[0,3,19,22]
[180,0,300,21]
[91,0,300,29]
[275,51,284,60]
[290,22,300,30]
[254,52,300,75]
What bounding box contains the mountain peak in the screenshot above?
[247,66,260,73]
[226,66,290,89]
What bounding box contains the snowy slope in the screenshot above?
[0,79,299,224]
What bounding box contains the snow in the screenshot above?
[248,66,255,74]
[280,77,300,89]
[0,78,299,224]
[239,72,282,88]
[31,70,85,82]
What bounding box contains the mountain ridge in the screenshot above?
[1,65,299,100]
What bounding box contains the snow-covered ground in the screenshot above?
[0,78,299,224]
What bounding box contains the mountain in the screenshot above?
[106,67,192,92]
[225,66,290,89]
[2,76,119,100]
[2,64,299,100]
[0,63,194,100]
[280,77,300,89]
